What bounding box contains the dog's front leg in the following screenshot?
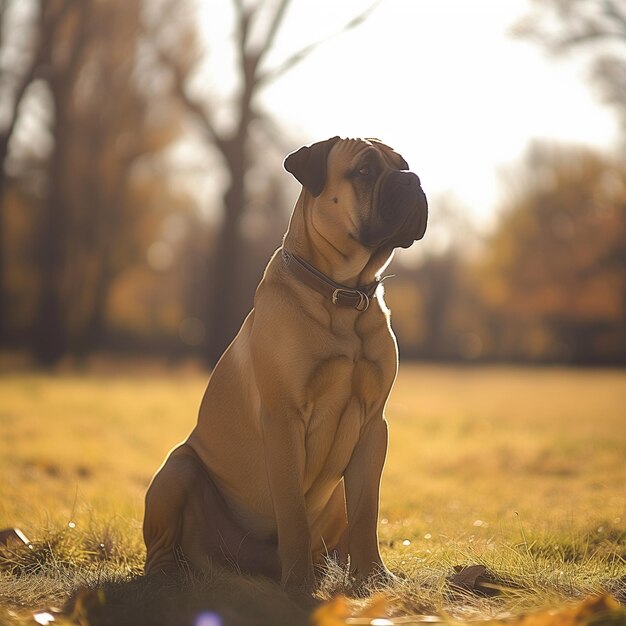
[343,415,389,582]
[261,409,314,590]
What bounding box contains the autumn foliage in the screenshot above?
[0,2,625,366]
[310,593,625,626]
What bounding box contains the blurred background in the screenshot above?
[0,0,625,369]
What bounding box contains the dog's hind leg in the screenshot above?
[143,443,202,574]
[144,443,281,578]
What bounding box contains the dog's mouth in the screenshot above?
[359,171,428,249]
[395,189,428,247]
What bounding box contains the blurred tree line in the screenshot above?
[388,143,626,364]
[0,0,624,367]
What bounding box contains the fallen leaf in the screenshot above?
[311,593,625,626]
[311,594,392,625]
[504,594,626,626]
[355,593,390,619]
[449,564,500,597]
[310,595,350,626]
[0,527,30,548]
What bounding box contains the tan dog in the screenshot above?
[143,137,428,591]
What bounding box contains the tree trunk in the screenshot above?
[204,51,256,366]
[32,95,69,367]
[0,138,7,345]
[74,264,114,361]
[205,169,247,365]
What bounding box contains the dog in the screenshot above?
[143,136,428,592]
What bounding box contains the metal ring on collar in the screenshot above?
[331,288,370,312]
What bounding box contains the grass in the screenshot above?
[0,363,625,625]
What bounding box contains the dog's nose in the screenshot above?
[396,171,421,187]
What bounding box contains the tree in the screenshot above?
[59,0,187,358]
[152,0,378,364]
[383,194,486,361]
[2,0,190,364]
[479,142,626,363]
[31,1,94,364]
[0,0,73,344]
[515,0,626,136]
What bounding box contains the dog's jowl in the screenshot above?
[143,137,428,592]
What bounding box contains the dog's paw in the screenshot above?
[369,565,400,588]
[349,563,399,596]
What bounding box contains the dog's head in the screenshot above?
[284,136,428,253]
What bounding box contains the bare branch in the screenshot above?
[258,0,291,62]
[591,54,626,132]
[231,0,244,16]
[557,30,626,49]
[232,0,291,72]
[515,0,626,140]
[514,0,626,53]
[233,0,254,57]
[1,0,74,143]
[257,0,380,86]
[253,109,296,154]
[140,1,228,153]
[0,0,8,51]
[152,42,228,155]
[603,0,626,32]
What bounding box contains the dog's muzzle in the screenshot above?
[360,170,428,249]
[381,171,428,240]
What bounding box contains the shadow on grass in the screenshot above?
[65,570,309,626]
[0,527,315,625]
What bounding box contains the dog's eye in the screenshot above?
[358,166,371,177]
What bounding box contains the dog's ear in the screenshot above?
[284,136,340,197]
[368,138,410,171]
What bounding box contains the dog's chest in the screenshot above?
[302,330,395,488]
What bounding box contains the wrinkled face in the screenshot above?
[284,137,428,253]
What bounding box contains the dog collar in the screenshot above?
[281,249,379,312]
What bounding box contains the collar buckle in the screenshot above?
[331,288,371,312]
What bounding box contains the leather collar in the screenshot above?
[281,249,379,312]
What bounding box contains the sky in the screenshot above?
[199,0,621,231]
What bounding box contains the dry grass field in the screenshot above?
[0,364,624,625]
